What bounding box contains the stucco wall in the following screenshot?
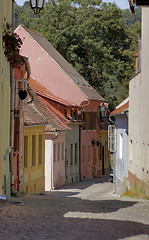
[114,114,128,195]
[0,0,12,196]
[80,100,101,180]
[129,8,149,194]
[97,131,110,177]
[65,124,80,183]
[45,139,53,191]
[140,8,149,189]
[53,133,65,189]
[81,129,97,180]
[129,73,141,179]
[24,126,45,194]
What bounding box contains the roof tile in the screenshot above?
[21,25,105,102]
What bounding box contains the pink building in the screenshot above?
[29,78,82,184]
[16,25,106,180]
[28,79,70,190]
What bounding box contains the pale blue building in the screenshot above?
[109,97,129,195]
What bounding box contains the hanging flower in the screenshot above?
[3,23,24,68]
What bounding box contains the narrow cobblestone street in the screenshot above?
[0,179,149,240]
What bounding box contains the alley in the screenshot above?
[0,179,149,240]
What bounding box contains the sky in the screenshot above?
[15,0,130,9]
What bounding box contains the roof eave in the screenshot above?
[110,108,129,117]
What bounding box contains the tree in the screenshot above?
[122,7,141,27]
[15,0,141,110]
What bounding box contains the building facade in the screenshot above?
[129,7,149,196]
[0,0,13,197]
[24,125,45,194]
[16,25,106,182]
[110,98,129,195]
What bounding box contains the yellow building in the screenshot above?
[97,131,110,177]
[24,126,45,194]
[0,0,12,197]
[23,87,50,194]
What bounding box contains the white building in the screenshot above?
[129,5,149,195]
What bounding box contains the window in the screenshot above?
[65,149,68,167]
[82,111,85,130]
[38,135,42,164]
[84,112,96,130]
[62,142,64,160]
[85,112,90,130]
[75,143,78,164]
[88,145,91,162]
[24,136,28,168]
[119,134,123,159]
[90,112,96,130]
[70,144,73,165]
[32,135,36,166]
[58,143,60,161]
[82,145,85,162]
[54,144,56,162]
[108,125,117,152]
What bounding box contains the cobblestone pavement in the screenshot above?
[0,179,149,240]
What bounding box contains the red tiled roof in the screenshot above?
[29,78,77,107]
[110,99,129,115]
[24,86,69,132]
[20,25,105,102]
[38,96,70,131]
[29,78,54,97]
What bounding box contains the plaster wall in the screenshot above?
[129,73,141,179]
[52,133,65,189]
[129,8,149,192]
[114,115,128,195]
[45,139,53,191]
[81,129,97,180]
[97,131,110,177]
[65,124,80,183]
[80,101,101,180]
[24,126,45,194]
[0,0,12,196]
[141,8,149,144]
[140,8,149,186]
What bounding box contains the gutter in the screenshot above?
[45,130,68,135]
[110,109,128,117]
[24,123,48,128]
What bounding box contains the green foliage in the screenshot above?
[15,1,39,29]
[15,0,141,111]
[122,7,141,27]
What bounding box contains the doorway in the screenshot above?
[102,146,105,175]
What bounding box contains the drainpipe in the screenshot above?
[79,125,82,181]
[9,0,15,196]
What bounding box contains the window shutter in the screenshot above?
[108,125,117,152]
[85,112,90,130]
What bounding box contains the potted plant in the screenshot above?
[3,23,24,68]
